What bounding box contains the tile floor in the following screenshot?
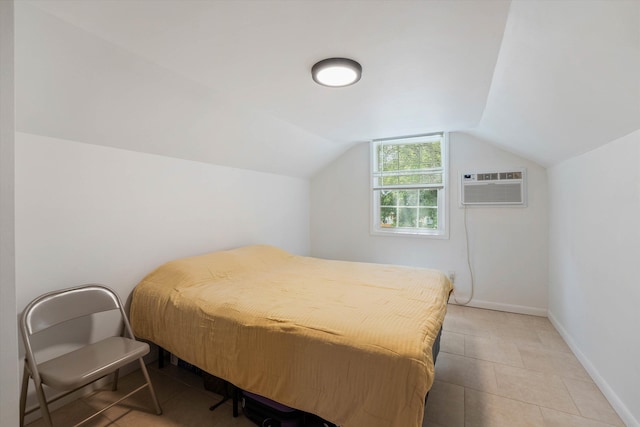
[27,304,624,427]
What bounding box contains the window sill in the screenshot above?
[370,229,449,240]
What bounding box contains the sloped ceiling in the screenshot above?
[16,0,640,177]
[471,0,640,166]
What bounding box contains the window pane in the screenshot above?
[398,208,417,227]
[380,145,399,171]
[419,189,438,206]
[426,173,443,184]
[380,175,399,186]
[379,190,397,206]
[397,173,422,185]
[397,172,442,185]
[377,141,442,173]
[398,190,418,206]
[380,207,396,227]
[418,208,438,229]
[398,145,421,170]
[420,141,442,168]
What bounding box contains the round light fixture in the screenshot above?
[312,58,362,87]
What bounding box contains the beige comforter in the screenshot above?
[130,245,451,427]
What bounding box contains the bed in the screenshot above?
[130,245,452,427]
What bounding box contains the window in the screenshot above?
[371,133,448,237]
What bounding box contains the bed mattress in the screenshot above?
[130,245,451,427]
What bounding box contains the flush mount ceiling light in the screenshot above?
[312,58,362,87]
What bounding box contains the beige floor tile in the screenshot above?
[444,303,466,316]
[443,307,496,338]
[442,315,494,338]
[465,388,545,427]
[536,329,573,353]
[215,410,263,427]
[149,363,205,389]
[540,407,622,427]
[490,322,544,347]
[435,352,499,394]
[440,331,465,355]
[83,367,190,422]
[424,380,464,427]
[464,335,525,367]
[563,378,625,426]
[434,352,466,386]
[461,306,511,324]
[111,386,250,427]
[502,312,556,333]
[493,364,579,414]
[150,366,202,400]
[26,398,118,427]
[461,308,553,347]
[85,390,152,423]
[117,368,188,403]
[518,345,592,381]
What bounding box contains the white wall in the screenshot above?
[311,132,548,315]
[15,132,311,310]
[0,1,19,425]
[548,129,640,427]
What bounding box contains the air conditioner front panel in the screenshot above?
[463,182,523,205]
[460,169,526,206]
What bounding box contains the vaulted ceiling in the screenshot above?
[16,0,640,177]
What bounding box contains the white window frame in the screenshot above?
[370,133,449,239]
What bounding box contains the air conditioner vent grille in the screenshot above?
[463,182,523,204]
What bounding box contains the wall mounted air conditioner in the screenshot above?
[460,169,527,207]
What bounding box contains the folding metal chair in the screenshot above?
[19,284,162,427]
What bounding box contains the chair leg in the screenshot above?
[33,379,53,427]
[138,358,162,415]
[111,368,119,391]
[20,365,30,427]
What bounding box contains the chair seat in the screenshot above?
[38,336,150,390]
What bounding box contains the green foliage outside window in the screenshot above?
[376,141,442,186]
[378,141,441,171]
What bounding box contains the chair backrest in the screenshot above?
[22,284,124,336]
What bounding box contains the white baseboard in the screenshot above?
[449,298,548,317]
[548,311,639,427]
